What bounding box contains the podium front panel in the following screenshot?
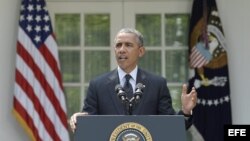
[74,115,187,141]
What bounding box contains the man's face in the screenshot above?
[114,32,145,73]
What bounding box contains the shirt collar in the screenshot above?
[117,66,138,82]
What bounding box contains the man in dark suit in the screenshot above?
[70,28,197,132]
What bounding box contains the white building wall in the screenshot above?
[217,0,250,124]
[0,0,30,141]
[0,0,249,140]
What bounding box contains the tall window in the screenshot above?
[136,14,189,111]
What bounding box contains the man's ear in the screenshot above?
[139,46,145,57]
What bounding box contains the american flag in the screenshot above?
[13,0,69,141]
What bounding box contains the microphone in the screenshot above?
[134,83,145,102]
[115,84,127,103]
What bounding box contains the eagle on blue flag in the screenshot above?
[188,0,232,141]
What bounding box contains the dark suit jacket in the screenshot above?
[82,68,192,128]
[83,68,176,115]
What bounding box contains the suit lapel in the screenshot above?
[136,68,147,84]
[133,68,148,114]
[107,69,126,114]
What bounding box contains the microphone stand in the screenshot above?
[127,98,135,115]
[116,83,144,115]
[128,83,144,114]
[117,94,133,115]
[119,97,133,115]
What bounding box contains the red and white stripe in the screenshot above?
[13,27,69,141]
[189,46,209,68]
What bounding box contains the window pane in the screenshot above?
[168,86,182,111]
[84,14,110,46]
[84,51,110,82]
[136,14,161,46]
[165,14,189,46]
[64,87,81,118]
[84,86,88,100]
[139,51,161,76]
[64,86,80,141]
[59,51,80,82]
[165,50,188,82]
[55,14,80,46]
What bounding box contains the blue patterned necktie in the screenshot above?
[124,74,133,99]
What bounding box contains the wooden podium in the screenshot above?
[74,115,187,141]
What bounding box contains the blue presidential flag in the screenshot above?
[188,0,232,141]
